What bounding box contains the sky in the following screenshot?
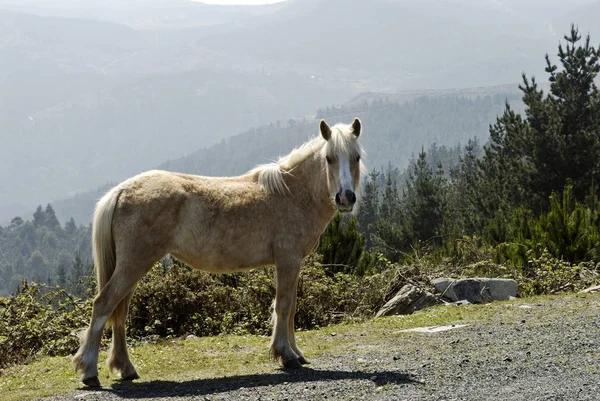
[195,0,287,4]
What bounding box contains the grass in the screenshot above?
[0,292,596,401]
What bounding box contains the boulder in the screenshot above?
[432,278,518,303]
[375,284,440,317]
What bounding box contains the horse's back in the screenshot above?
[110,170,276,272]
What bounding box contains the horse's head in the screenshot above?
[320,118,364,213]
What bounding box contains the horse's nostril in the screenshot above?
[335,193,341,204]
[346,190,356,204]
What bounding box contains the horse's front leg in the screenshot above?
[271,256,302,369]
[288,290,310,365]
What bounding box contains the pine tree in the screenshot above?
[451,139,484,235]
[69,252,85,296]
[379,163,400,221]
[33,205,45,228]
[57,264,67,289]
[356,169,380,248]
[318,213,367,275]
[65,217,77,235]
[480,25,600,218]
[43,204,61,230]
[372,165,407,261]
[403,149,448,247]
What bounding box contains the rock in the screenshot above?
[579,284,600,293]
[432,278,518,303]
[375,284,440,317]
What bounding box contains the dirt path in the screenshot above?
[42,295,600,401]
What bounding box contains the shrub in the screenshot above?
[128,260,275,337]
[0,281,91,369]
[128,255,397,337]
[518,249,600,296]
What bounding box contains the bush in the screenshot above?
[128,255,397,338]
[0,281,91,369]
[128,259,275,337]
[518,249,600,296]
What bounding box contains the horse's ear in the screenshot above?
[351,118,361,137]
[320,120,332,141]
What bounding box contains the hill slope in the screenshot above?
[50,87,521,224]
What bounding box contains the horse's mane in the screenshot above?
[249,123,361,195]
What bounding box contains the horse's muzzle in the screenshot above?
[335,189,356,213]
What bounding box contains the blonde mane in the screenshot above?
[249,122,362,195]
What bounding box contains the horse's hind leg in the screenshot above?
[74,263,150,386]
[271,257,302,368]
[107,288,139,380]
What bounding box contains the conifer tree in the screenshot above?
[480,25,600,220]
[403,149,448,247]
[65,217,77,235]
[356,169,381,247]
[318,213,367,275]
[69,252,85,296]
[43,204,61,230]
[33,205,45,228]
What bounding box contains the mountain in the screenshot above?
[0,0,287,30]
[188,0,563,89]
[0,8,354,221]
[1,0,596,223]
[49,86,521,224]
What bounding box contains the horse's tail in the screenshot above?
[92,186,122,328]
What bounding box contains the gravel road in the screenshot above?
[42,294,600,401]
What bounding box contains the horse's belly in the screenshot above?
[171,239,273,274]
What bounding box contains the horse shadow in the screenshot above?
[95,368,419,398]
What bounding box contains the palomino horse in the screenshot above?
[73,118,364,387]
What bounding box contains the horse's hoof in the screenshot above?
[121,372,140,381]
[283,358,303,369]
[298,356,311,365]
[82,376,101,388]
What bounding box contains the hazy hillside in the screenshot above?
[190,0,562,89]
[50,88,520,224]
[0,0,286,30]
[0,8,354,221]
[1,0,598,223]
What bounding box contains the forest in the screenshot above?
[0,205,91,296]
[346,27,600,289]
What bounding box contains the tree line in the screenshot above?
[0,204,92,296]
[323,26,600,275]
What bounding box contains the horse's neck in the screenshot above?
[285,151,333,209]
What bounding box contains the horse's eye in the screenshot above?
[356,155,361,162]
[326,156,332,164]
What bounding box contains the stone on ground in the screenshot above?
[375,284,440,317]
[432,278,517,303]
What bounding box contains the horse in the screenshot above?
[73,118,364,387]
